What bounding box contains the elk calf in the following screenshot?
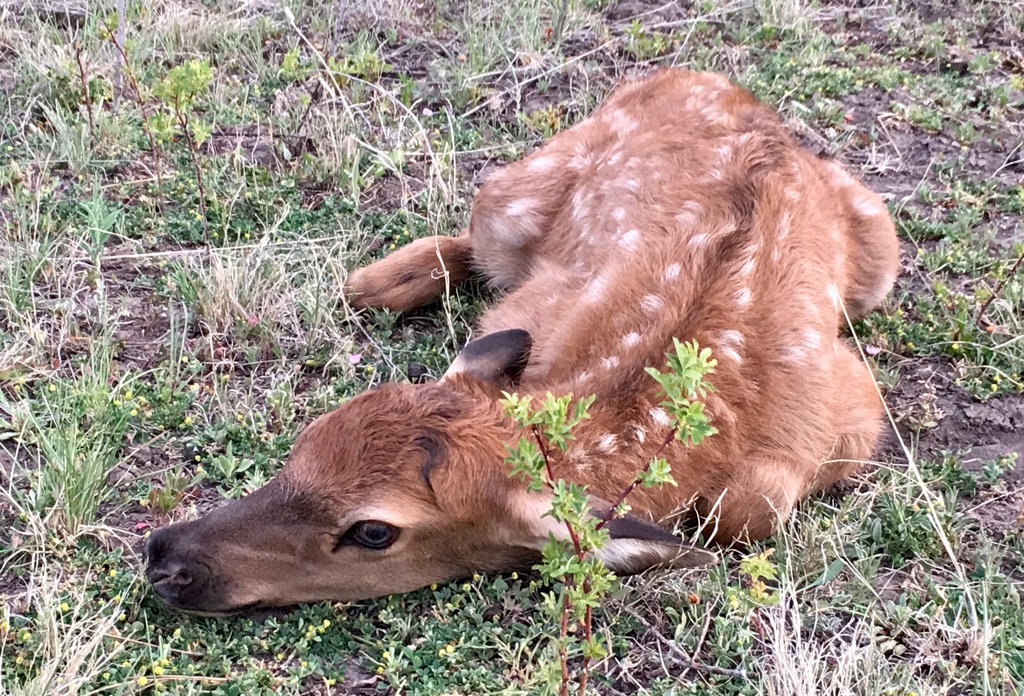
[146,69,898,614]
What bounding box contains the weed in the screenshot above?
[502,339,717,694]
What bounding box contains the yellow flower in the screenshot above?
[60,602,69,612]
[445,644,455,655]
[376,666,385,674]
[152,665,164,676]
[138,676,149,686]
[48,384,56,392]
[172,628,181,639]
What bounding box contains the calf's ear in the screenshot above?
[597,514,717,574]
[442,329,533,387]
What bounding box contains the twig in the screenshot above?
[625,606,748,680]
[102,18,163,209]
[531,425,577,696]
[73,42,95,138]
[172,97,210,245]
[974,248,1024,332]
[596,428,675,531]
[689,609,713,663]
[113,0,126,107]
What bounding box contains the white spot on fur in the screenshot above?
[623,178,641,192]
[619,229,640,251]
[675,201,704,227]
[782,328,822,363]
[716,329,745,364]
[526,155,558,173]
[491,217,535,243]
[622,332,641,348]
[633,425,647,444]
[612,207,627,221]
[733,287,752,307]
[571,189,592,221]
[650,407,672,428]
[597,433,619,453]
[771,246,781,262]
[688,232,711,249]
[663,263,682,282]
[641,294,665,314]
[605,108,639,134]
[584,275,609,302]
[719,329,744,349]
[717,345,741,364]
[577,370,593,383]
[601,355,620,370]
[505,199,536,218]
[738,255,756,278]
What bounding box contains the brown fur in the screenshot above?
[146,68,898,613]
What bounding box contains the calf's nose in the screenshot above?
[144,525,204,606]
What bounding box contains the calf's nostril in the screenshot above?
[148,564,195,593]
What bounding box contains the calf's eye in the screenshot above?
[335,521,399,551]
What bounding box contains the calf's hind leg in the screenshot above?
[344,234,474,312]
[811,342,887,494]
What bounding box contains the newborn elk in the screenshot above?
[145,68,898,614]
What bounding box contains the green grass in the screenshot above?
[2,0,1023,693]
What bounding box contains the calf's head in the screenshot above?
[145,330,714,614]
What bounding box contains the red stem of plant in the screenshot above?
[596,427,677,531]
[102,20,163,209]
[975,248,1024,330]
[532,425,585,559]
[577,597,592,696]
[174,102,210,245]
[558,590,571,696]
[531,418,680,694]
[531,425,589,695]
[73,43,95,138]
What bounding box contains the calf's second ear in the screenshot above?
[597,514,718,575]
[443,328,533,387]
